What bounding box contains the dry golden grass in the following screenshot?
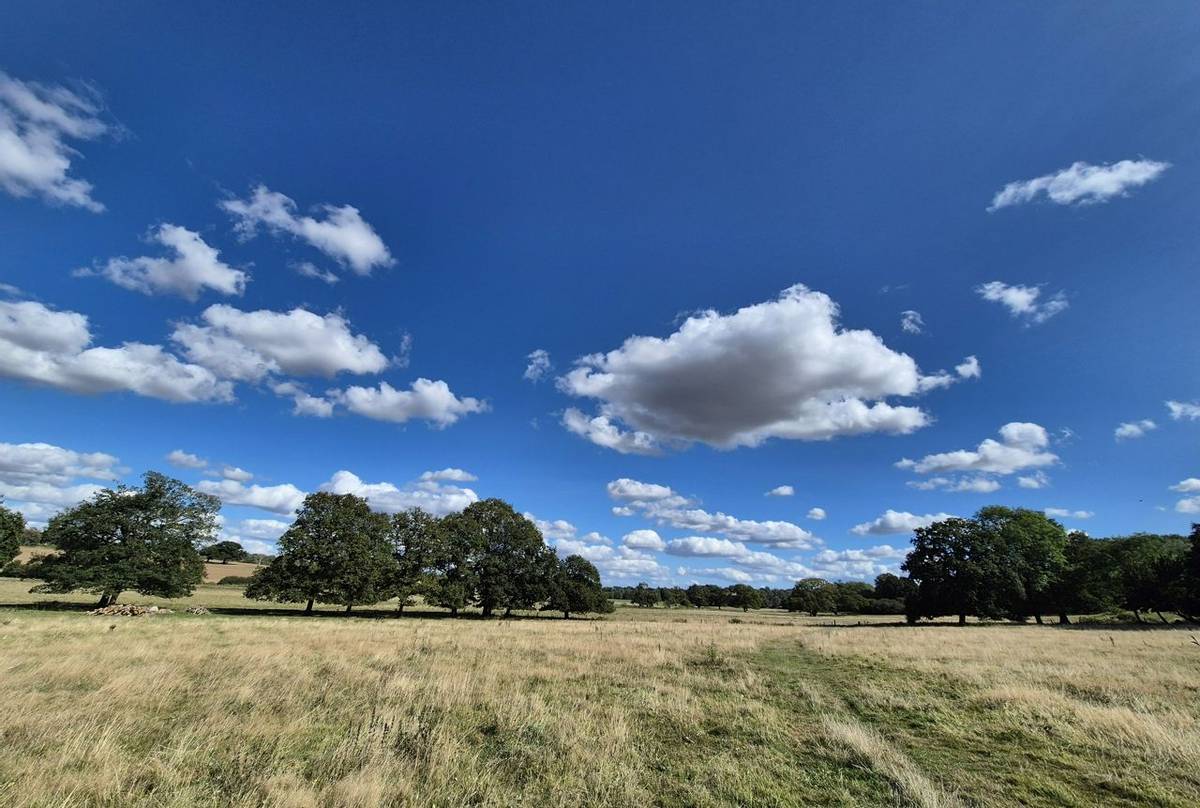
[203,560,264,583]
[1,577,1198,807]
[14,545,56,564]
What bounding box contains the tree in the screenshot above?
[1047,532,1122,623]
[34,472,216,606]
[389,508,440,612]
[660,587,690,607]
[200,539,248,564]
[631,582,659,607]
[546,555,612,618]
[976,506,1067,623]
[1114,533,1189,623]
[903,517,1011,624]
[833,582,874,615]
[1180,524,1200,623]
[245,492,396,613]
[452,499,556,617]
[873,572,916,602]
[785,578,835,616]
[726,583,764,612]
[0,500,24,567]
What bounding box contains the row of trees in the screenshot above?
[246,491,611,618]
[0,473,610,618]
[903,506,1200,624]
[606,575,914,615]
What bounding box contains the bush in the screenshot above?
[217,575,254,586]
[868,597,907,615]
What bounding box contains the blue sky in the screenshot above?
[3,3,1200,585]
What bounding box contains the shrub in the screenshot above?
[218,575,254,586]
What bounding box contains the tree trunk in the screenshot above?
[504,607,513,618]
[1034,614,1043,625]
[1133,609,1145,623]
[397,601,405,614]
[481,604,493,618]
[304,598,314,614]
[1058,612,1071,625]
[97,592,111,607]
[1156,611,1170,624]
[958,613,967,626]
[563,611,570,619]
[450,606,458,617]
[345,604,353,613]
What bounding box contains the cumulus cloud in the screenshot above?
[293,261,339,285]
[228,518,290,540]
[525,515,577,541]
[220,466,253,482]
[896,423,1059,484]
[79,225,247,300]
[561,408,660,455]
[172,304,388,382]
[807,507,826,520]
[321,469,477,516]
[523,349,552,382]
[1017,471,1050,489]
[221,185,393,275]
[271,381,335,418]
[766,485,794,497]
[976,282,1068,325]
[1166,400,1200,421]
[0,71,110,211]
[907,476,1001,494]
[851,510,955,536]
[1043,508,1094,520]
[606,477,819,548]
[1170,478,1200,514]
[558,285,972,452]
[0,440,123,525]
[988,159,1169,211]
[554,538,667,581]
[1114,419,1156,441]
[196,479,306,515]
[1170,478,1200,493]
[421,468,477,483]
[955,356,981,379]
[166,450,207,470]
[0,299,232,403]
[330,379,487,427]
[900,310,924,334]
[622,529,666,552]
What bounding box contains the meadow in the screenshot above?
[1,577,1198,808]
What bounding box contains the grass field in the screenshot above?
[1,577,1198,807]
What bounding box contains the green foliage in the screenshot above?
[245,492,397,612]
[0,500,24,567]
[631,582,660,608]
[1113,532,1189,621]
[200,540,248,564]
[976,506,1067,620]
[725,583,764,612]
[872,572,916,602]
[217,575,254,586]
[389,507,440,611]
[785,578,835,616]
[545,554,611,617]
[33,472,216,605]
[904,517,1008,623]
[462,499,557,617]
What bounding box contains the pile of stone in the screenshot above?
[87,604,172,617]
[185,606,210,615]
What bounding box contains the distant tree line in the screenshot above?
[0,473,610,618]
[605,575,913,615]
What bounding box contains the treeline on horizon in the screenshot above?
[2,475,1199,625]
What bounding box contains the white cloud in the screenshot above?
[321,469,477,517]
[523,349,552,382]
[0,440,124,526]
[196,479,306,515]
[271,381,335,418]
[294,261,339,285]
[558,285,968,451]
[331,379,487,427]
[221,185,393,275]
[166,450,208,470]
[976,282,1068,325]
[1114,419,1156,441]
[562,408,661,455]
[605,477,819,548]
[79,225,247,300]
[1017,471,1050,489]
[907,475,1002,493]
[851,510,955,536]
[0,299,232,403]
[551,537,666,581]
[622,529,666,552]
[421,468,477,483]
[229,518,290,540]
[525,514,577,541]
[955,355,981,379]
[1043,508,1094,520]
[896,422,1058,478]
[0,71,110,211]
[766,485,794,497]
[807,507,826,520]
[172,304,389,382]
[1170,478,1200,493]
[988,159,1169,211]
[1166,400,1200,421]
[220,466,253,482]
[1176,498,1200,515]
[900,310,924,334]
